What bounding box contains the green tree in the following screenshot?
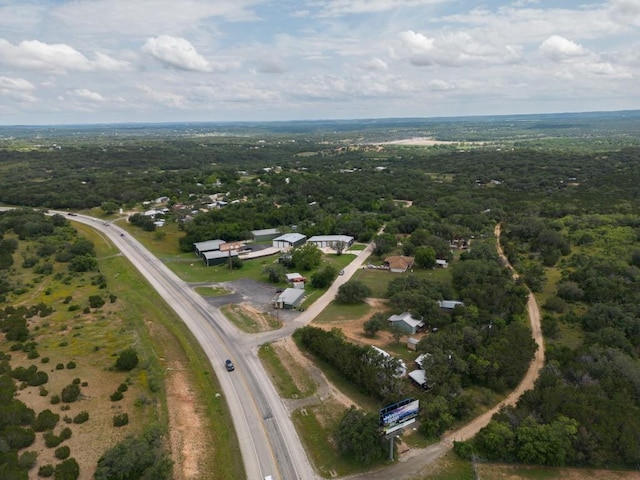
[61,384,80,403]
[263,264,286,283]
[373,233,396,258]
[336,406,385,465]
[335,281,371,304]
[363,312,386,337]
[414,245,436,269]
[291,243,322,271]
[100,202,120,215]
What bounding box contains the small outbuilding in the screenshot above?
[407,337,420,351]
[273,288,306,309]
[436,259,449,268]
[388,312,424,334]
[408,369,431,390]
[272,233,307,251]
[438,300,465,311]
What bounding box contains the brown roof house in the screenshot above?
[384,256,414,273]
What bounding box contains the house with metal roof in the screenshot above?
[388,312,424,334]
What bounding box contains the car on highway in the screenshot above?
[339,269,345,275]
[225,359,235,371]
[67,212,77,216]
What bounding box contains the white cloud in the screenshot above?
[0,76,35,91]
[254,57,288,74]
[320,0,446,16]
[138,84,187,108]
[358,58,388,71]
[70,88,105,102]
[397,30,522,67]
[609,0,640,26]
[0,75,37,103]
[142,35,211,72]
[0,38,129,73]
[539,35,590,61]
[50,0,260,37]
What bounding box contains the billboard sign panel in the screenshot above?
[379,398,419,435]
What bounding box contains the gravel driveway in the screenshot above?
[198,278,301,322]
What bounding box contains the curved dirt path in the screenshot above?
[345,224,545,480]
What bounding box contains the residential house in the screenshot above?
[388,312,424,334]
[384,256,415,273]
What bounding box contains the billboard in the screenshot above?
[379,398,420,435]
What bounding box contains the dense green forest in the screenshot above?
[2,114,640,471]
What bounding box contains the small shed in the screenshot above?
[273,288,306,309]
[407,337,420,351]
[202,250,238,267]
[388,312,424,334]
[272,233,307,251]
[194,239,225,256]
[438,300,465,311]
[436,259,449,268]
[408,369,431,390]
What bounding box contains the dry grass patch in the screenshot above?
[221,303,281,332]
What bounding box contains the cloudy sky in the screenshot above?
[1,0,639,125]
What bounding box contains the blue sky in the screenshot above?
[0,0,639,125]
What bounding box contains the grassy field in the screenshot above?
[1,220,245,479]
[258,343,316,398]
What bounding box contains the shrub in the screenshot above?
[33,409,60,432]
[115,348,139,371]
[54,458,79,480]
[67,305,80,311]
[113,413,129,427]
[19,450,38,469]
[72,411,89,424]
[38,464,54,477]
[55,363,64,370]
[55,445,71,460]
[39,386,48,396]
[4,425,36,449]
[27,370,49,386]
[72,377,81,385]
[27,349,40,359]
[117,383,128,393]
[60,427,72,440]
[61,384,80,403]
[50,395,60,405]
[44,432,62,448]
[41,357,50,363]
[88,295,105,309]
[63,415,72,424]
[110,391,123,402]
[66,361,76,369]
